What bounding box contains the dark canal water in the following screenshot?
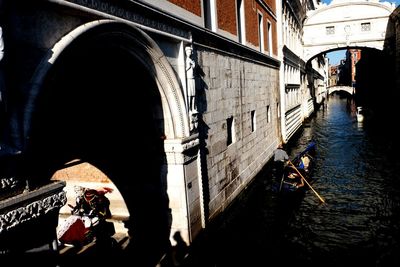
[185,95,400,267]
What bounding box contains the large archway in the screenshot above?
[23,21,189,264]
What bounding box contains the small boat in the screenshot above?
[272,141,317,196]
[356,106,364,122]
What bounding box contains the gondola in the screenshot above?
[272,141,317,197]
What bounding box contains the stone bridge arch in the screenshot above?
[328,85,354,95]
[23,20,192,264]
[303,1,395,62]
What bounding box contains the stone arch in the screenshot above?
[22,20,191,264]
[303,1,394,61]
[25,20,189,147]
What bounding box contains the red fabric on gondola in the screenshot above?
[57,215,88,245]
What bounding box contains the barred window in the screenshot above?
[361,22,371,32]
[326,26,335,35]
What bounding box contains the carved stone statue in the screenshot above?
[185,45,196,113]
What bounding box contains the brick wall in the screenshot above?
[245,0,277,55]
[52,162,111,183]
[168,0,202,16]
[217,0,237,35]
[245,0,258,46]
[265,0,276,11]
[165,0,278,56]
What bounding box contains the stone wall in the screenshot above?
[197,47,280,219]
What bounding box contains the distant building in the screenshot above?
[329,64,338,86]
[348,49,362,87]
[279,0,327,142]
[336,49,361,87]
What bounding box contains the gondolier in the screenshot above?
[273,143,289,180]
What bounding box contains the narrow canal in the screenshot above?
[184,95,400,267]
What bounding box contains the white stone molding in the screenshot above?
[0,185,66,233]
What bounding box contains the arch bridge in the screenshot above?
[303,0,395,61]
[328,85,354,95]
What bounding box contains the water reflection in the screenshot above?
[284,96,400,266]
[185,95,400,267]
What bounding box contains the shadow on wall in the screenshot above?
[193,51,211,226]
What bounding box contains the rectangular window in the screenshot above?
[227,116,235,146]
[326,26,335,35]
[237,0,246,44]
[361,22,371,32]
[266,105,271,123]
[204,0,217,31]
[267,21,272,56]
[258,12,264,53]
[251,110,256,132]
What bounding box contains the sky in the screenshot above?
[321,0,400,65]
[326,50,346,65]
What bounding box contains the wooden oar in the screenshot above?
[278,173,285,192]
[288,160,325,203]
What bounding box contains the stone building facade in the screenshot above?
[278,0,328,142]
[0,0,370,263]
[0,0,282,263]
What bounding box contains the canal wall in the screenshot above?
[194,45,281,221]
